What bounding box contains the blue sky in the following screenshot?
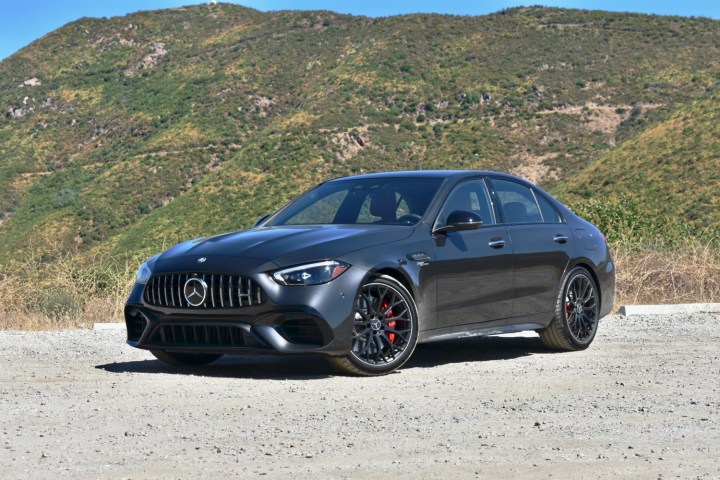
[1,1,719,61]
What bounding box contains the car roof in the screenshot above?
[327,170,521,182]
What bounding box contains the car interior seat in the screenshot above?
[370,190,397,223]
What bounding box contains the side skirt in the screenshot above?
[417,313,551,344]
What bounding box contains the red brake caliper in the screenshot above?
[566,300,572,318]
[382,300,396,343]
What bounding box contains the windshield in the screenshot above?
[266,177,444,226]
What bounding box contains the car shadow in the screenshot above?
[404,334,549,370]
[96,335,551,380]
[96,355,336,380]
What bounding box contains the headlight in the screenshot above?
[272,260,350,286]
[135,254,160,284]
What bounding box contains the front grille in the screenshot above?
[143,273,265,309]
[278,319,324,346]
[149,324,246,348]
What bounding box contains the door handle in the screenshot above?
[488,238,506,249]
[554,234,569,244]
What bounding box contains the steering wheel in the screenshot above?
[395,213,422,224]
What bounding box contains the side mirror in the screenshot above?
[254,214,270,228]
[433,210,483,234]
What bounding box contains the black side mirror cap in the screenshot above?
[432,210,483,234]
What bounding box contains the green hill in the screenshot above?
[1,4,719,266]
[556,87,720,234]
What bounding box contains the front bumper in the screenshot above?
[124,264,367,357]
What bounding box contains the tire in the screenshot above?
[329,275,419,376]
[539,267,600,351]
[150,350,223,366]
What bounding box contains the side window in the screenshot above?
[535,192,562,223]
[490,179,542,224]
[437,179,495,227]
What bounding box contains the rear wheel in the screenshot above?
[329,275,418,376]
[539,267,600,351]
[151,350,223,366]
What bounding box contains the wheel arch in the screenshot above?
[372,267,416,300]
[568,261,602,313]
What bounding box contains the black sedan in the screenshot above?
[125,171,615,376]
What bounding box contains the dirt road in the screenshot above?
[1,314,718,479]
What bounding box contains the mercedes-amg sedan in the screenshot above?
[125,171,615,375]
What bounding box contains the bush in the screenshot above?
[567,195,709,247]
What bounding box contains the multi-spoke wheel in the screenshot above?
[330,275,418,376]
[151,350,223,366]
[539,267,600,351]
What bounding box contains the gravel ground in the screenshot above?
[1,313,719,479]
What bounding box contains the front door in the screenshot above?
[431,178,515,327]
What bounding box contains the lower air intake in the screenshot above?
[149,324,246,348]
[278,319,324,346]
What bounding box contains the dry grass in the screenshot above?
[612,241,720,309]
[0,242,718,330]
[0,249,135,331]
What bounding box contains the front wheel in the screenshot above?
[151,350,223,366]
[329,275,419,376]
[539,267,600,351]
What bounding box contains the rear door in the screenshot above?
[487,178,572,316]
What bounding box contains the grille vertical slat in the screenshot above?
[177,274,183,308]
[202,274,208,308]
[169,275,176,307]
[219,276,224,308]
[238,278,243,307]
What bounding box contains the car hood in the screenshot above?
[159,225,413,267]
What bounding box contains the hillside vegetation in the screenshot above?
[1,4,719,264]
[558,88,719,235]
[0,5,719,327]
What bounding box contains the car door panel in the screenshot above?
[486,177,572,317]
[507,223,572,316]
[433,225,514,326]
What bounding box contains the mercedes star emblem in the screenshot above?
[183,277,207,307]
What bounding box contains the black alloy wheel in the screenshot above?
[539,267,600,351]
[329,275,418,376]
